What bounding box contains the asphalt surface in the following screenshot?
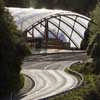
[19,51,86,100]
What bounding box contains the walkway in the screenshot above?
[15,49,86,100]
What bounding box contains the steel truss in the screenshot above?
[21,12,90,49]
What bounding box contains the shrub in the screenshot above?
[0,0,30,95]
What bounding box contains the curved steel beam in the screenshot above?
[35,25,61,42]
[53,15,95,39]
[52,15,88,30]
[40,23,60,40]
[24,14,89,34]
[48,20,79,48]
[56,14,90,22]
[55,17,84,39]
[37,23,65,47]
[25,17,79,48]
[26,25,45,38]
[62,15,88,29]
[23,13,90,49]
[35,27,45,38]
[27,30,32,35]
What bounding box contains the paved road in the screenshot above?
[21,69,78,100]
[18,52,86,100]
[22,52,86,70]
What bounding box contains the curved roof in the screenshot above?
[8,7,90,48]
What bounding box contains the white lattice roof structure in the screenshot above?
[8,7,90,48]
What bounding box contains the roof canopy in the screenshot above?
[8,7,90,48]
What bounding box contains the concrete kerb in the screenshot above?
[67,62,84,88]
[13,74,35,99]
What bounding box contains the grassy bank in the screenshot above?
[48,61,100,100]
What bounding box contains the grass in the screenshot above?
[48,62,100,100]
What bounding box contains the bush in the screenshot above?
[0,0,30,95]
[86,2,100,74]
[81,28,90,50]
[88,2,100,55]
[4,0,30,8]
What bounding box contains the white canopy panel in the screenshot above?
[8,7,90,48]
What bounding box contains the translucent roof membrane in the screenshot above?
[8,7,90,48]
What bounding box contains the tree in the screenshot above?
[30,0,97,14]
[0,0,30,95]
[87,2,100,74]
[88,2,100,56]
[4,0,30,7]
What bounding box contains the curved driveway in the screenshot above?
[20,51,86,100]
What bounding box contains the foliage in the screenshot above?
[30,0,44,8]
[4,0,30,7]
[86,2,100,74]
[81,2,100,50]
[0,0,30,95]
[88,33,100,58]
[81,29,89,50]
[88,3,100,55]
[81,2,100,74]
[30,0,97,14]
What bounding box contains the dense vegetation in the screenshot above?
[4,0,97,15]
[4,0,30,7]
[0,0,30,95]
[87,2,100,74]
[30,0,97,14]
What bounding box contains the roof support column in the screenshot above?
[44,19,48,49]
[32,28,35,48]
